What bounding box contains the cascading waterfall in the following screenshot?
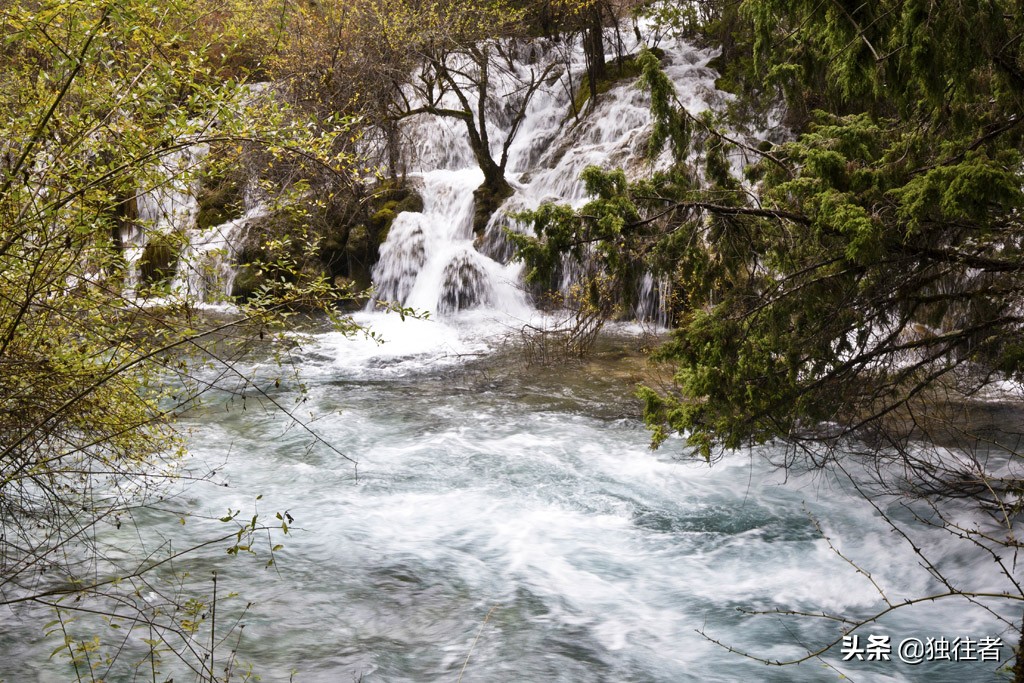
[371,168,531,317]
[168,191,266,303]
[125,26,744,321]
[128,146,266,303]
[128,145,206,295]
[370,25,740,324]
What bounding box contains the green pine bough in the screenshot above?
[512,2,1024,675]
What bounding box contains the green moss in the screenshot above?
[366,184,425,243]
[230,264,264,301]
[138,234,179,289]
[394,190,424,215]
[346,224,371,254]
[570,51,661,117]
[196,170,244,230]
[370,205,398,232]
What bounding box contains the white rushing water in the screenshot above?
[370,23,739,324]
[219,325,1023,683]
[2,319,1019,682]
[2,23,1018,683]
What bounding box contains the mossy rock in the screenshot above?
[197,169,244,230]
[472,180,513,235]
[301,179,426,290]
[346,224,372,255]
[370,205,398,233]
[139,235,179,288]
[368,186,424,231]
[364,183,425,246]
[345,220,385,292]
[231,264,264,301]
[571,50,663,117]
[321,229,349,254]
[393,190,424,214]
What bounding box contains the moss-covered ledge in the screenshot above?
[569,49,665,118]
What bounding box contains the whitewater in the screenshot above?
[0,20,1018,683]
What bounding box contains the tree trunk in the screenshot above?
[470,156,512,236]
[384,118,402,181]
[583,4,606,108]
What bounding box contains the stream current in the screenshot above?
[1,313,1019,682]
[164,316,1021,682]
[1,22,1019,683]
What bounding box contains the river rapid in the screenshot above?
[0,311,1019,682]
[152,315,1024,681]
[2,16,1019,681]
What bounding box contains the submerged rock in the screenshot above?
[439,251,491,314]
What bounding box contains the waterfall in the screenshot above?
[125,144,267,304]
[129,145,206,296]
[124,27,744,320]
[634,272,671,328]
[370,24,738,324]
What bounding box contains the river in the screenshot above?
[2,17,1018,681]
[160,313,1021,681]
